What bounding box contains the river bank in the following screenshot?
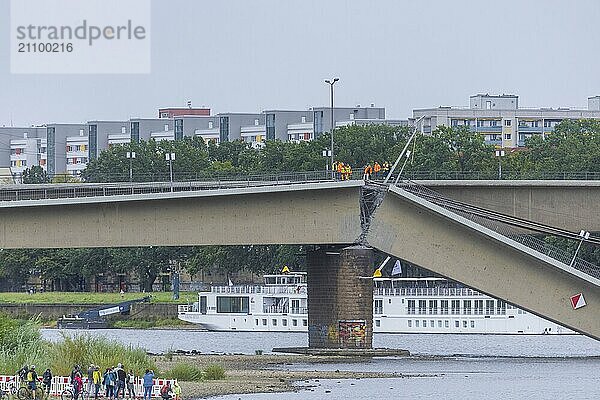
[157,354,418,398]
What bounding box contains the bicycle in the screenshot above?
[16,380,44,400]
[60,384,88,400]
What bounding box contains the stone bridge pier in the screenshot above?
[307,245,374,348]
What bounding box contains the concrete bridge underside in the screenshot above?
[367,186,600,340]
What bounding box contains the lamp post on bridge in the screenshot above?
[322,149,332,178]
[126,151,136,183]
[165,152,175,192]
[325,77,339,179]
[495,149,505,180]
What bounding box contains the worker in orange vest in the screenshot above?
[363,164,373,180]
[373,162,381,179]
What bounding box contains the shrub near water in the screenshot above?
[162,363,204,381]
[203,364,225,380]
[51,333,155,376]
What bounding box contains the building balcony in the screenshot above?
[517,126,543,133]
[484,139,502,146]
[475,126,502,132]
[66,150,88,158]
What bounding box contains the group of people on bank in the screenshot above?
[16,364,180,400]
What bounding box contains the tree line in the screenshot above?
[4,120,600,291]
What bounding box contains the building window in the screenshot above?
[254,119,259,126]
[374,299,383,315]
[422,320,427,327]
[438,320,442,328]
[471,321,475,328]
[131,122,140,143]
[88,124,97,161]
[408,320,412,328]
[292,319,298,326]
[455,320,459,328]
[463,300,472,315]
[302,319,307,327]
[415,320,420,328]
[375,320,380,327]
[429,300,437,315]
[266,114,276,140]
[504,119,512,127]
[272,319,277,326]
[216,296,249,313]
[255,319,259,326]
[282,319,287,327]
[301,116,306,123]
[504,133,512,140]
[262,319,267,326]
[407,300,416,315]
[219,116,230,143]
[451,300,460,315]
[445,320,449,328]
[418,300,426,314]
[164,124,169,132]
[174,119,184,140]
[486,300,495,315]
[440,300,449,315]
[463,320,468,328]
[474,300,484,315]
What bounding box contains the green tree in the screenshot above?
[22,166,49,184]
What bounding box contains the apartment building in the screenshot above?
[412,94,600,147]
[1,127,47,176]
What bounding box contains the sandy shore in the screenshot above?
[157,354,421,399]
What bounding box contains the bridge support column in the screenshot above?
[307,245,374,348]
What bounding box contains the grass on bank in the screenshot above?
[0,313,157,376]
[0,291,198,305]
[162,362,225,381]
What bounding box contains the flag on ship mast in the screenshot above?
[228,278,233,286]
[391,260,402,276]
[281,265,290,274]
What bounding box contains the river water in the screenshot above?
[42,330,600,399]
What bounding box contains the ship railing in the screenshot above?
[211,285,305,295]
[263,306,289,314]
[373,287,484,296]
[290,307,307,314]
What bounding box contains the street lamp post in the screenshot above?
[325,77,339,178]
[126,151,136,194]
[165,152,175,192]
[126,151,136,183]
[495,149,505,180]
[322,149,332,177]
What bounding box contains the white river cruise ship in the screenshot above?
[177,271,573,335]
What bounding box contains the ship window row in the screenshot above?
[255,318,307,327]
[406,319,476,329]
[405,299,507,316]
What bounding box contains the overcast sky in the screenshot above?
[1,0,599,126]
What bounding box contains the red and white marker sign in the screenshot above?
[570,293,586,310]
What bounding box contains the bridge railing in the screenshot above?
[396,180,600,281]
[0,170,347,202]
